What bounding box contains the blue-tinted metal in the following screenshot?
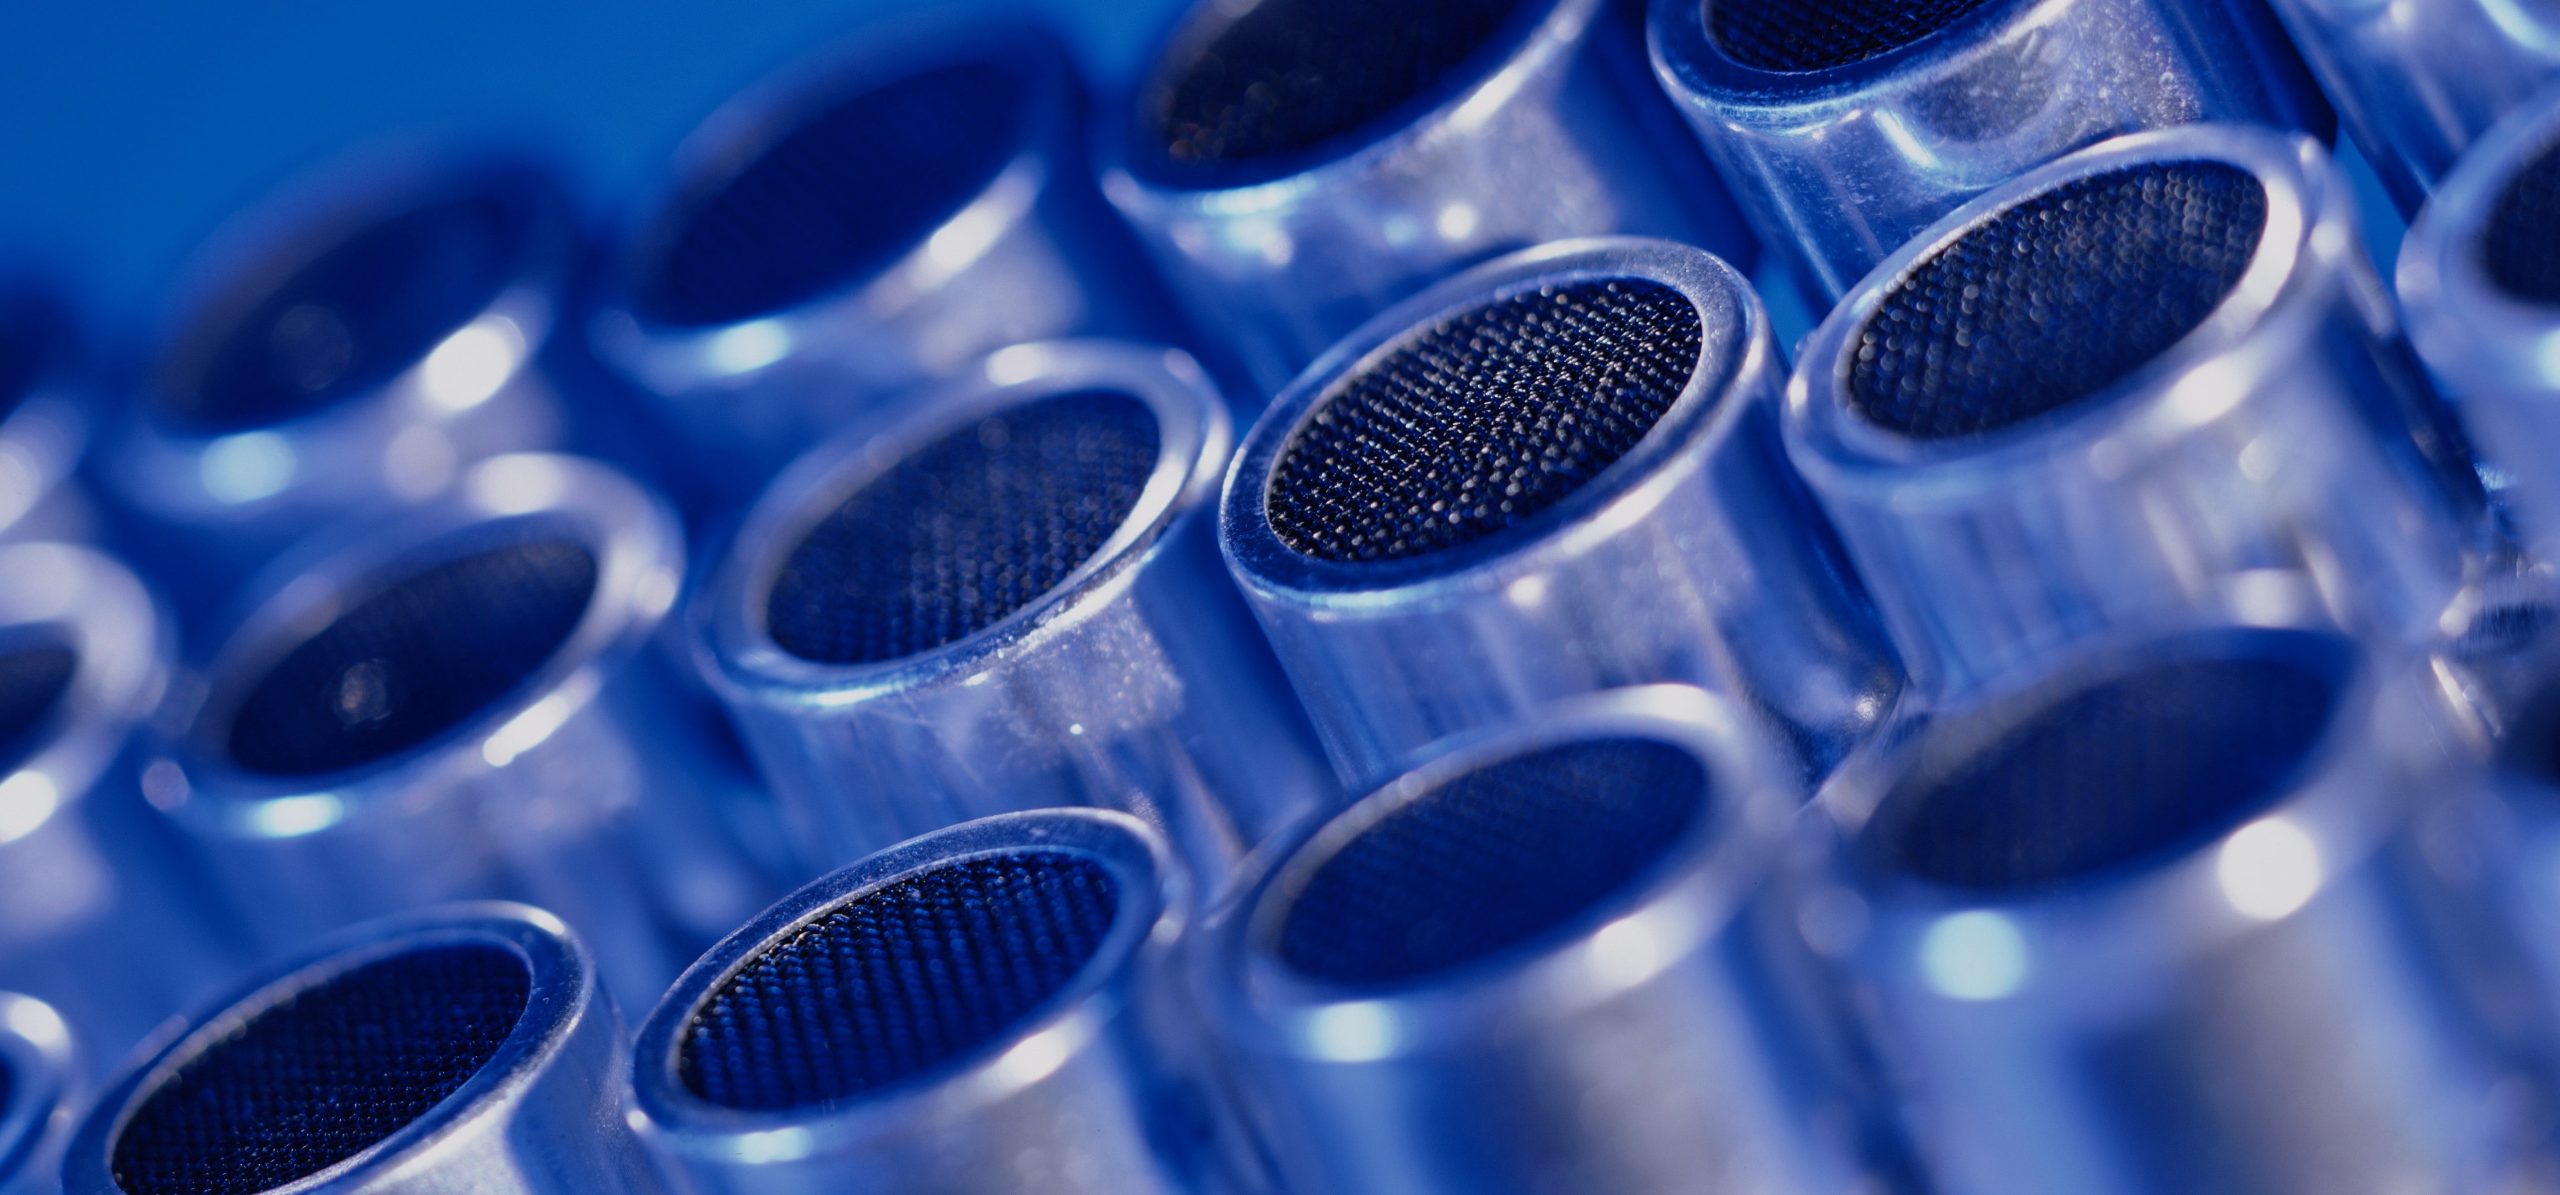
[1651,0,2331,305]
[0,994,73,1195]
[0,284,93,547]
[1787,126,2472,696]
[134,454,781,1017]
[629,808,1249,1195]
[1807,624,2551,1195]
[59,904,669,1194]
[1100,0,1756,399]
[693,340,1335,884]
[1201,685,1887,1195]
[588,20,1186,508]
[1221,238,1899,788]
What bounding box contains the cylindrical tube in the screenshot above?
[2262,0,2560,211]
[0,994,73,1195]
[92,149,579,624]
[60,904,668,1194]
[0,283,91,545]
[1786,125,2473,695]
[692,340,1335,882]
[1651,0,2331,304]
[1221,238,1898,787]
[1810,624,2548,1195]
[628,808,1245,1195]
[588,21,1186,504]
[1203,685,1884,1195]
[1100,0,1756,397]
[135,453,779,1015]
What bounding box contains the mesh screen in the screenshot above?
[1273,738,1707,988]
[679,851,1121,1110]
[1875,653,2340,891]
[223,537,598,777]
[630,61,1029,329]
[164,191,531,433]
[1706,0,1996,73]
[1266,279,1703,564]
[1153,0,1523,169]
[764,389,1160,665]
[1847,161,2267,440]
[2485,134,2560,306]
[110,944,530,1195]
[0,638,73,773]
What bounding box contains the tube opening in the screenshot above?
[763,389,1161,665]
[628,59,1031,330]
[678,849,1122,1110]
[108,942,531,1194]
[1706,0,1995,73]
[0,633,74,773]
[1846,160,2268,441]
[1265,278,1703,564]
[218,534,599,778]
[2482,134,2560,308]
[1266,738,1708,988]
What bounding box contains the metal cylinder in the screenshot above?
[1651,0,2331,305]
[0,283,92,546]
[60,904,668,1194]
[588,20,1185,506]
[92,149,579,624]
[1202,685,1884,1195]
[2263,0,2560,211]
[1100,0,1756,398]
[1221,238,1899,788]
[0,994,73,1195]
[1809,624,2550,1195]
[135,453,779,1016]
[1786,125,2473,696]
[628,808,1245,1195]
[691,339,1334,882]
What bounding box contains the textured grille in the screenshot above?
[110,944,530,1195]
[1876,653,2340,891]
[1155,0,1523,168]
[1847,161,2267,441]
[1266,279,1702,564]
[1707,0,1995,74]
[1273,738,1707,988]
[631,61,1028,329]
[165,191,530,433]
[765,389,1160,665]
[679,851,1121,1110]
[2485,134,2560,306]
[0,638,73,772]
[223,537,598,777]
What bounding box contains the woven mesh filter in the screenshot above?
[165,191,530,433]
[631,61,1028,329]
[1876,653,2340,891]
[1847,161,2268,441]
[1266,279,1703,564]
[764,389,1160,665]
[0,638,73,772]
[1155,0,1523,168]
[1274,738,1708,988]
[1707,0,1996,73]
[679,851,1121,1110]
[110,943,531,1195]
[223,537,598,778]
[2484,134,2560,306]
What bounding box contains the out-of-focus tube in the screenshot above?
[0,994,73,1195]
[0,283,91,545]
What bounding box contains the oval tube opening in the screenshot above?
[0,632,75,774]
[2481,132,2560,308]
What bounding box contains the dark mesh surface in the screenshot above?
[110,944,530,1195]
[1273,738,1707,988]
[1874,653,2341,891]
[765,390,1160,665]
[1848,161,2267,441]
[222,537,598,777]
[1266,279,1703,564]
[630,61,1029,329]
[1707,0,1997,73]
[164,191,532,433]
[2485,135,2560,306]
[1154,0,1523,169]
[679,851,1121,1110]
[0,638,73,772]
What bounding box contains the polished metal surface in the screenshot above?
[1652,0,2329,305]
[1101,0,1754,398]
[1221,238,1899,788]
[0,994,74,1195]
